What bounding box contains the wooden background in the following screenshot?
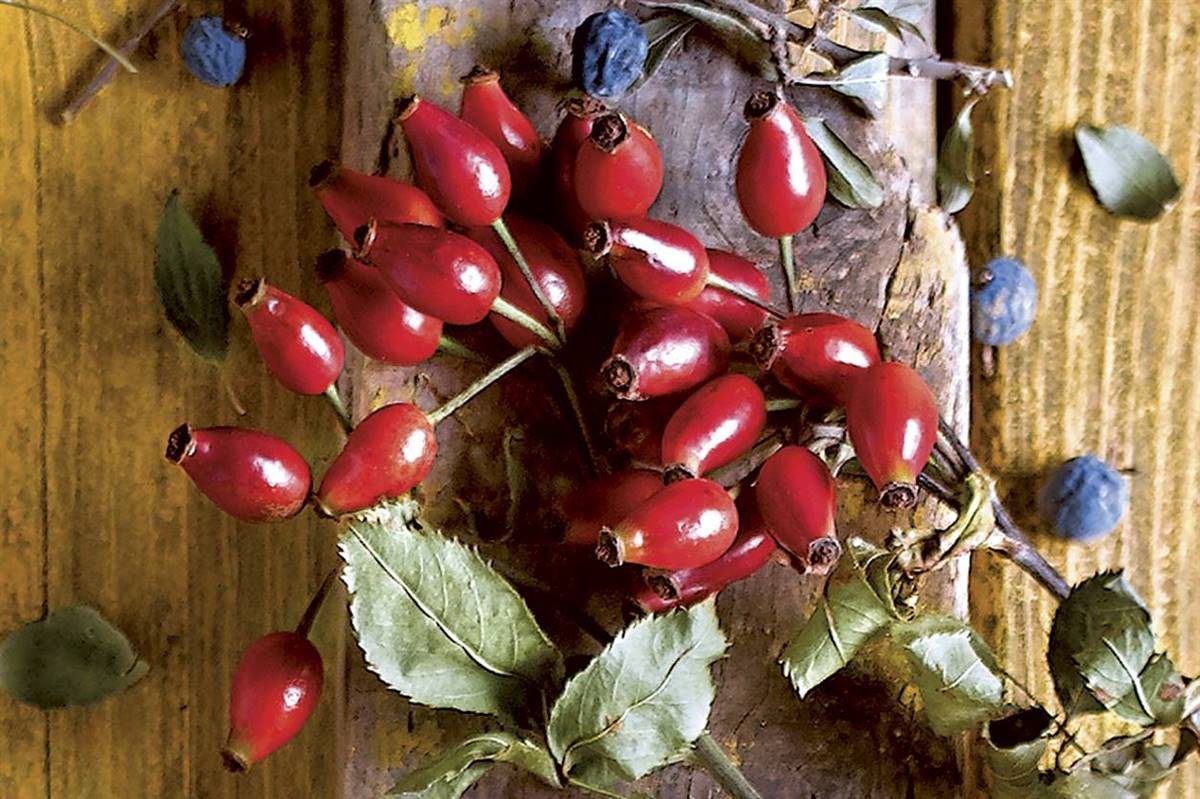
[0,0,1197,798]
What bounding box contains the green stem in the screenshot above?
[545,356,600,477]
[693,732,764,799]
[323,384,353,434]
[765,397,804,412]
[491,296,561,351]
[436,334,488,364]
[295,567,339,639]
[492,217,566,343]
[2,1,138,73]
[778,235,797,313]
[706,272,786,319]
[427,346,540,426]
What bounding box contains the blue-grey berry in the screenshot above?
[970,257,1037,346]
[181,16,247,88]
[572,10,649,99]
[1038,455,1129,542]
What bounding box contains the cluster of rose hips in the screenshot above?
[167,58,942,773]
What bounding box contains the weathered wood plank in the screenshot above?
[954,0,1200,796]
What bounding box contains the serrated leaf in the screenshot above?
[638,0,777,80]
[780,538,899,698]
[892,615,1004,735]
[634,13,696,89]
[154,193,230,361]
[937,97,981,214]
[339,500,562,723]
[547,600,726,793]
[802,118,885,209]
[1097,651,1186,727]
[0,606,148,709]
[829,53,889,114]
[986,737,1051,799]
[1075,125,1181,220]
[1052,740,1175,799]
[387,733,560,798]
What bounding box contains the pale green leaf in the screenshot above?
[802,118,885,209]
[1075,125,1181,220]
[860,0,927,25]
[780,537,898,698]
[637,0,776,80]
[547,600,726,792]
[154,193,230,361]
[0,606,148,709]
[830,53,889,114]
[339,500,562,723]
[983,707,1054,799]
[635,13,696,89]
[387,733,560,798]
[937,97,981,214]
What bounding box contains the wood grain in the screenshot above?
[953,0,1200,796]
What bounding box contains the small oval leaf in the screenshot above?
[154,193,231,361]
[1075,124,1181,220]
[937,97,980,214]
[830,53,890,115]
[638,0,776,80]
[802,117,886,209]
[634,13,697,89]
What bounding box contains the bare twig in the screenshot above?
[890,57,1013,95]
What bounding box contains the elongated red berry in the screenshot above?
[396,95,511,227]
[845,362,937,509]
[309,160,444,241]
[735,92,826,238]
[605,397,682,465]
[166,424,311,523]
[755,446,839,571]
[221,631,322,772]
[574,112,663,220]
[684,250,771,342]
[355,221,501,325]
[752,313,879,405]
[468,216,587,348]
[459,66,543,196]
[549,97,607,243]
[597,478,738,570]
[602,306,731,400]
[661,374,767,481]
[316,403,437,516]
[584,218,710,304]
[235,279,344,396]
[316,250,441,365]
[561,469,663,546]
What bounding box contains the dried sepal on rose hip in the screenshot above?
[752,312,880,406]
[459,66,544,196]
[309,160,444,241]
[684,249,772,342]
[584,218,710,305]
[574,112,663,220]
[661,374,767,482]
[597,477,739,570]
[755,446,841,573]
[235,278,345,396]
[602,305,731,401]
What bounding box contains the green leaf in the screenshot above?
[829,53,889,114]
[154,193,230,361]
[983,707,1054,799]
[937,97,981,214]
[635,13,696,89]
[339,500,562,723]
[387,733,560,798]
[802,118,885,209]
[1103,652,1186,727]
[638,0,777,80]
[860,0,927,25]
[1052,739,1176,799]
[1075,125,1181,220]
[0,606,148,709]
[892,615,1004,735]
[780,538,899,698]
[547,600,726,793]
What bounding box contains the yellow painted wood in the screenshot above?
[0,3,345,797]
[955,0,1200,795]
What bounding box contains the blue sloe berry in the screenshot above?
[572,9,649,99]
[970,257,1037,346]
[181,16,247,88]
[1038,455,1129,542]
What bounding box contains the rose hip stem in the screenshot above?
[491,217,567,343]
[491,295,561,351]
[323,384,353,434]
[705,271,786,319]
[778,235,797,313]
[426,345,540,425]
[437,335,488,364]
[694,733,765,799]
[295,567,340,639]
[765,398,804,412]
[545,356,600,476]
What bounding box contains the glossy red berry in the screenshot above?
[661,374,766,481]
[602,306,731,401]
[165,424,311,523]
[355,221,502,326]
[845,362,938,509]
[574,112,663,220]
[684,250,771,342]
[585,218,710,304]
[753,313,880,405]
[549,96,606,243]
[735,92,826,238]
[309,160,444,241]
[468,216,588,348]
[396,95,511,227]
[597,478,738,570]
[315,250,441,365]
[235,279,345,396]
[755,446,839,571]
[221,631,323,772]
[604,397,682,465]
[459,66,543,196]
[561,469,663,546]
[316,403,437,516]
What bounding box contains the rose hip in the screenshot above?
[605,397,682,465]
[235,279,344,396]
[309,160,444,241]
[165,424,311,523]
[661,374,767,481]
[755,446,839,571]
[549,96,607,243]
[752,313,880,405]
[574,112,663,220]
[597,477,738,570]
[459,66,543,196]
[845,362,937,509]
[584,218,710,305]
[561,469,663,546]
[683,250,771,342]
[602,306,731,401]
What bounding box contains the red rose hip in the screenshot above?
[574,112,663,221]
[309,160,444,241]
[597,477,738,570]
[561,469,663,546]
[661,374,767,481]
[459,66,543,196]
[752,313,880,405]
[166,424,311,523]
[584,218,710,305]
[605,397,683,465]
[684,250,771,342]
[845,362,938,509]
[235,279,344,396]
[549,96,606,243]
[755,446,839,571]
[602,306,731,401]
